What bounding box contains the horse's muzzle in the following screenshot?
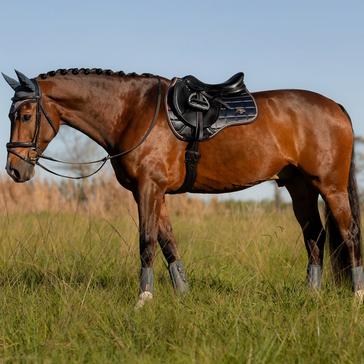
[6,158,35,183]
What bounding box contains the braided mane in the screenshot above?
[37,68,155,80]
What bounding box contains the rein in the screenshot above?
[7,77,162,180]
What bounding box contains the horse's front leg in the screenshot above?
[134,181,163,309]
[158,198,189,294]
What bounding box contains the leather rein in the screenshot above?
[7,77,162,180]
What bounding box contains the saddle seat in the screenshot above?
[183,72,245,95]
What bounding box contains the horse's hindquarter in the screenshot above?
[190,89,353,193]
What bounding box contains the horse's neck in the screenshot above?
[40,76,144,151]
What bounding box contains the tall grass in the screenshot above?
[0,176,363,363]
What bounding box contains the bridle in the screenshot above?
[7,80,57,164]
[7,77,162,179]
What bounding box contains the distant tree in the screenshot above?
[355,136,364,200]
[58,127,103,175]
[53,126,106,202]
[273,183,283,210]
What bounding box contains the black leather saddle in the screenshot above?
[166,72,257,141]
[183,72,245,95]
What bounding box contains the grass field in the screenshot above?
[0,182,363,363]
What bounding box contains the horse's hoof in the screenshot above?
[135,291,153,309]
[355,289,364,303]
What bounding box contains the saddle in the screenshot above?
[166,72,258,193]
[166,72,257,141]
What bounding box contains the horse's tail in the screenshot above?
[326,104,361,283]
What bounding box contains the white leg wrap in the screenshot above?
[135,291,153,309]
[355,289,364,303]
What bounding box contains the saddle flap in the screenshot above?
[171,78,219,128]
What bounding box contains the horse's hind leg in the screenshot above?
[320,188,364,295]
[313,146,364,296]
[158,198,188,294]
[285,176,325,288]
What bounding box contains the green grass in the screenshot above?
[0,205,363,363]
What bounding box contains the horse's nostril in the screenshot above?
[14,169,21,179]
[11,167,21,180]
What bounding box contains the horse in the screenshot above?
[2,68,363,307]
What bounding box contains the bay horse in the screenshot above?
[2,69,363,307]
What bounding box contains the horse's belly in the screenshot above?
[191,126,286,193]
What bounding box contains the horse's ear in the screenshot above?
[14,69,35,91]
[2,72,20,90]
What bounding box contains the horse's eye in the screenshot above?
[21,114,32,122]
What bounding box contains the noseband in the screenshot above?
[7,79,57,164]
[7,77,162,179]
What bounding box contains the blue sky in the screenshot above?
[0,0,363,199]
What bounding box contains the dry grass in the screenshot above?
[0,175,220,219]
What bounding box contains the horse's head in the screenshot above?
[2,71,60,182]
